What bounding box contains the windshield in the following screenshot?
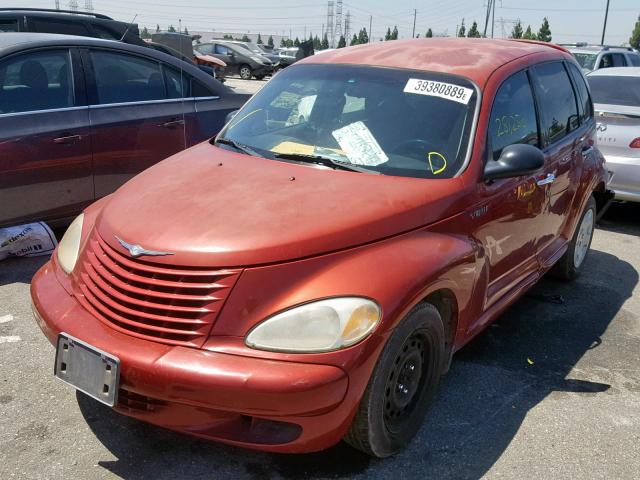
[572,52,598,71]
[217,64,478,179]
[587,76,640,107]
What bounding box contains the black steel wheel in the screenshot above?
[344,303,445,457]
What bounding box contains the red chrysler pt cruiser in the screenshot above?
[31,38,609,457]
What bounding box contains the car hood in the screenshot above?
[96,142,468,267]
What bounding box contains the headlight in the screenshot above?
[246,297,381,353]
[57,213,84,274]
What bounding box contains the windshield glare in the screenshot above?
[219,64,477,179]
[572,53,597,71]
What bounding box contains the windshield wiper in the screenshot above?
[274,153,379,174]
[215,137,262,157]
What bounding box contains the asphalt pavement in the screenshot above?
[1,202,639,480]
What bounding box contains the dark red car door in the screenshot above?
[530,61,583,267]
[0,47,93,227]
[83,48,194,199]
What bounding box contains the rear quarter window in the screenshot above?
[567,63,593,123]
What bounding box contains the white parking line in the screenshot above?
[0,336,20,343]
[0,314,14,323]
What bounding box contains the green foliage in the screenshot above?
[425,28,433,38]
[458,19,466,38]
[257,33,263,44]
[510,20,523,39]
[350,34,358,46]
[268,35,274,48]
[385,27,391,41]
[241,34,251,42]
[224,34,234,40]
[467,21,481,38]
[155,24,160,33]
[337,35,346,48]
[357,27,369,44]
[140,26,151,39]
[537,17,552,42]
[321,33,329,49]
[184,27,189,35]
[293,37,300,47]
[313,35,321,49]
[391,26,398,40]
[630,15,640,49]
[167,25,176,33]
[522,25,536,40]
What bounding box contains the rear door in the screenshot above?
[530,61,582,267]
[83,48,195,198]
[0,47,93,227]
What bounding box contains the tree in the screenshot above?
[241,34,251,42]
[280,37,287,47]
[321,33,329,49]
[385,27,392,41]
[426,28,433,38]
[629,14,640,49]
[522,25,536,40]
[467,21,481,38]
[313,34,321,49]
[337,35,346,48]
[350,33,359,46]
[257,33,263,44]
[357,27,369,44]
[183,27,189,35]
[293,37,300,47]
[268,35,274,48]
[140,26,151,39]
[167,25,176,33]
[458,19,466,38]
[510,20,523,39]
[537,17,552,42]
[224,34,234,40]
[391,26,398,40]
[155,24,160,33]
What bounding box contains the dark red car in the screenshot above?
[31,38,609,457]
[0,33,249,227]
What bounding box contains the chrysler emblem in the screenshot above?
[115,236,174,258]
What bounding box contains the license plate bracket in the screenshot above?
[54,333,120,407]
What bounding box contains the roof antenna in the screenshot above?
[119,13,138,42]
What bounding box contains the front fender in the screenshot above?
[211,228,481,349]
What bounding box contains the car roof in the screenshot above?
[587,67,640,77]
[0,8,113,21]
[300,38,572,87]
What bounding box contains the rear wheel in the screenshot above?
[344,303,445,457]
[239,64,252,80]
[551,196,596,281]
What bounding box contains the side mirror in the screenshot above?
[484,144,545,181]
[225,110,239,124]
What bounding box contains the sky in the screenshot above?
[8,0,640,45]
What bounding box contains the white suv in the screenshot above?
[565,44,640,72]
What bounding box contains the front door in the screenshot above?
[0,48,93,227]
[475,69,546,309]
[83,48,194,199]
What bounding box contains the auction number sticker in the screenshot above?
[403,78,474,105]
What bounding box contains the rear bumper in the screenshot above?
[604,154,640,202]
[31,261,358,453]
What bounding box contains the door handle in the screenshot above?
[158,119,185,128]
[582,145,594,155]
[536,173,555,187]
[53,134,82,144]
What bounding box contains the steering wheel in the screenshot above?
[390,138,431,155]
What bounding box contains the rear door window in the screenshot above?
[0,49,74,114]
[599,54,613,69]
[488,70,539,161]
[611,53,627,67]
[531,62,579,145]
[627,54,640,67]
[30,17,91,36]
[214,45,230,55]
[567,63,592,123]
[90,50,165,104]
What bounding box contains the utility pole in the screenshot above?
[483,0,493,37]
[369,15,372,42]
[179,19,182,34]
[345,11,351,41]
[326,1,335,47]
[412,9,417,38]
[84,0,93,12]
[601,0,610,45]
[491,0,496,38]
[55,0,60,9]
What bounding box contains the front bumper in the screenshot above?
[604,154,640,202]
[31,261,357,453]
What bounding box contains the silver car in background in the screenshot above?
[587,67,640,202]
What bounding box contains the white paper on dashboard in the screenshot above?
[331,121,389,166]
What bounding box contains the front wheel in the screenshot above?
[344,303,445,457]
[239,64,252,80]
[551,196,596,281]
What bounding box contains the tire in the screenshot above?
[255,74,265,80]
[239,64,252,80]
[551,196,596,281]
[344,303,445,457]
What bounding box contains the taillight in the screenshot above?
[630,138,640,148]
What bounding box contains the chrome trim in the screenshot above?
[453,81,482,177]
[115,236,174,258]
[597,111,640,120]
[536,173,556,187]
[193,96,221,101]
[0,105,89,118]
[88,98,191,109]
